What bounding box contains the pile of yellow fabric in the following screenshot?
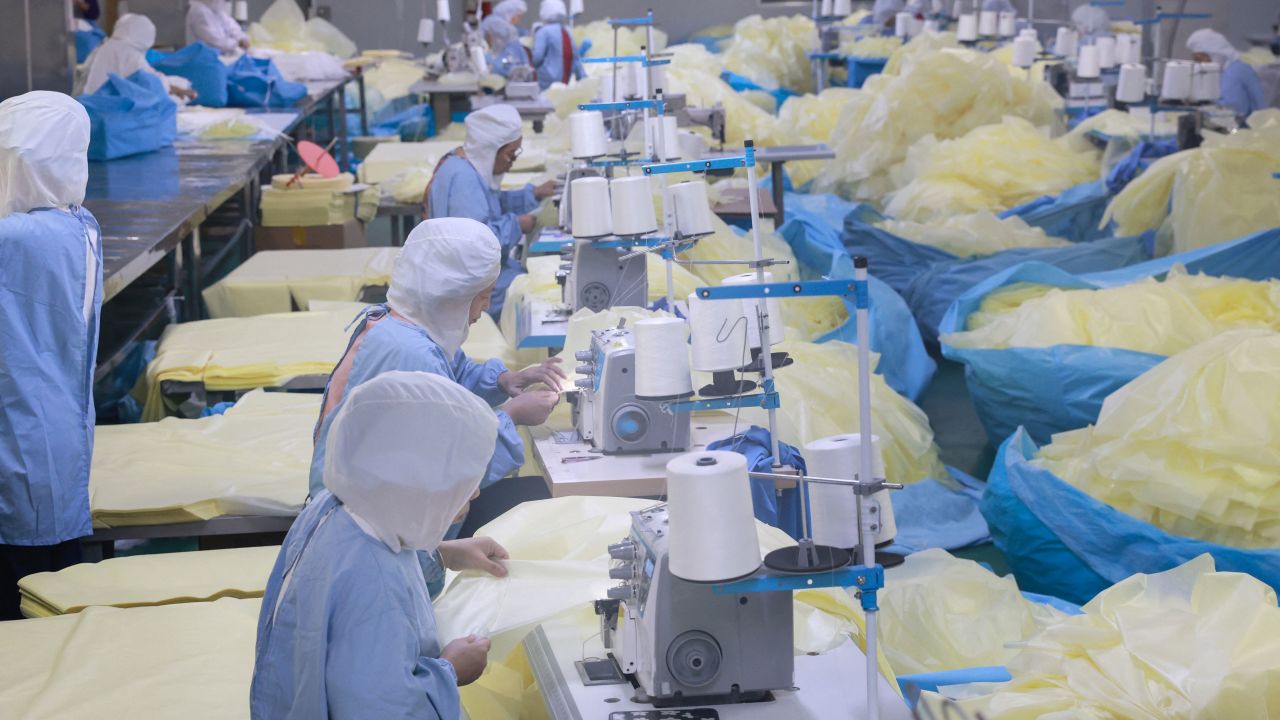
[720,14,819,93]
[840,35,903,58]
[1065,107,1182,141]
[1033,330,1280,549]
[202,246,397,318]
[247,0,356,57]
[877,211,1069,256]
[946,555,1280,719]
[1102,110,1280,255]
[572,20,667,59]
[665,44,785,147]
[946,268,1280,355]
[259,173,378,227]
[777,88,861,187]
[359,57,426,114]
[1241,46,1280,66]
[815,44,1062,203]
[884,117,1100,222]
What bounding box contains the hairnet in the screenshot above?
[1071,5,1111,36]
[463,103,523,190]
[0,92,90,219]
[539,0,567,23]
[77,14,159,95]
[481,15,519,49]
[494,0,527,23]
[386,217,502,358]
[114,13,157,51]
[1187,29,1239,67]
[323,371,499,553]
[873,0,905,25]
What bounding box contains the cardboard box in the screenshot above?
[254,220,368,251]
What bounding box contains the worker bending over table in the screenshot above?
[1187,29,1268,119]
[77,14,197,100]
[186,0,249,56]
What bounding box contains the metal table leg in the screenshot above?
[337,83,350,172]
[357,73,369,136]
[771,161,787,228]
[182,228,199,321]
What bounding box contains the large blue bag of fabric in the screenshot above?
[985,428,1280,605]
[78,71,176,161]
[999,179,1112,243]
[846,56,888,88]
[720,71,798,109]
[227,55,307,108]
[148,42,229,107]
[75,21,107,63]
[777,192,936,401]
[939,227,1280,445]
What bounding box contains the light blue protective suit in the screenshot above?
[531,23,585,89]
[1221,61,1267,118]
[250,491,460,719]
[0,207,102,546]
[426,152,537,318]
[491,39,530,77]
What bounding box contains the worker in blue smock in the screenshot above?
[531,0,585,89]
[424,104,557,319]
[252,371,507,719]
[1070,4,1111,44]
[1187,29,1268,119]
[982,0,1015,13]
[0,92,102,621]
[493,0,529,36]
[864,0,904,29]
[482,15,529,78]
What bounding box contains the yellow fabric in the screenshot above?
[1033,330,1280,549]
[879,549,1065,675]
[665,44,787,147]
[18,547,277,617]
[249,0,356,57]
[777,88,861,188]
[1241,46,1280,66]
[948,555,1280,719]
[815,45,1063,204]
[721,14,819,94]
[885,117,1100,222]
[1102,114,1280,255]
[362,57,427,114]
[94,390,316,526]
[1065,108,1182,142]
[839,35,903,58]
[202,247,398,318]
[945,268,1280,354]
[358,140,459,184]
[0,598,260,720]
[140,310,351,421]
[571,21,667,59]
[259,173,378,227]
[878,211,1068,256]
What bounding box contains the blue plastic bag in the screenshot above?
[148,42,229,108]
[985,428,1280,605]
[846,56,888,88]
[78,71,177,161]
[75,22,107,64]
[999,179,1113,243]
[777,192,937,400]
[720,71,798,109]
[227,55,307,109]
[939,227,1280,444]
[707,427,809,538]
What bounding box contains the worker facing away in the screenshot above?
[482,15,530,78]
[0,92,102,621]
[493,0,529,36]
[423,104,557,319]
[186,0,249,56]
[252,371,502,719]
[77,13,197,100]
[532,0,586,89]
[1187,29,1268,119]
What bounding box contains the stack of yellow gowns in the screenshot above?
[259,173,378,227]
[720,14,819,93]
[201,247,399,318]
[878,211,1068,256]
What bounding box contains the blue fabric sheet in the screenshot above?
[939,227,1280,444]
[78,71,176,161]
[707,427,809,539]
[148,43,230,108]
[75,23,107,64]
[720,71,798,109]
[227,55,307,109]
[985,428,1280,605]
[999,179,1113,243]
[883,468,989,554]
[846,56,888,88]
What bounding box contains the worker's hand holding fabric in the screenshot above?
[442,635,491,686]
[533,180,557,200]
[503,389,560,425]
[499,356,567,395]
[438,537,510,577]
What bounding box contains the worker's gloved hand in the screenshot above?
[238,38,251,50]
[499,357,568,395]
[439,537,510,577]
[502,389,560,426]
[518,213,536,233]
[442,635,492,686]
[533,180,558,200]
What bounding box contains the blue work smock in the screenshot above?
[1221,60,1268,118]
[0,207,102,546]
[531,22,585,90]
[490,39,532,78]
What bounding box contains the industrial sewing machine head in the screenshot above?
[569,323,691,455]
[503,65,540,99]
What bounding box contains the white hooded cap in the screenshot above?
[481,15,520,48]
[324,371,499,554]
[386,217,502,358]
[78,14,160,95]
[1071,5,1111,36]
[494,0,528,22]
[463,103,523,191]
[540,0,567,23]
[1187,29,1239,67]
[872,0,905,25]
[0,92,90,219]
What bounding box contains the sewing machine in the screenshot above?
[570,325,691,455]
[665,93,728,149]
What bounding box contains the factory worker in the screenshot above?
[0,93,100,621]
[982,0,1015,12]
[494,0,529,34]
[482,15,530,77]
[865,0,904,28]
[424,104,556,317]
[186,0,249,56]
[1187,29,1268,119]
[252,372,503,719]
[77,14,197,100]
[1071,4,1111,43]
[531,0,585,89]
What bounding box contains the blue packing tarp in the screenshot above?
[999,179,1113,243]
[148,43,229,108]
[78,71,177,161]
[75,22,107,64]
[841,204,1152,345]
[227,55,307,109]
[985,428,1280,605]
[370,102,437,140]
[777,192,937,401]
[846,56,888,88]
[939,227,1280,445]
[720,71,798,110]
[707,427,808,538]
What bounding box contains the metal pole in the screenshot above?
[854,256,879,720]
[743,141,782,467]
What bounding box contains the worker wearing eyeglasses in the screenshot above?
[422,104,556,320]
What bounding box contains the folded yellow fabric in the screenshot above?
[947,555,1280,719]
[202,247,399,318]
[945,268,1280,355]
[249,0,356,57]
[0,598,260,720]
[665,44,787,147]
[879,549,1066,675]
[94,390,316,526]
[259,174,379,227]
[18,547,278,617]
[777,88,862,188]
[1033,330,1280,548]
[878,211,1069,256]
[721,14,818,93]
